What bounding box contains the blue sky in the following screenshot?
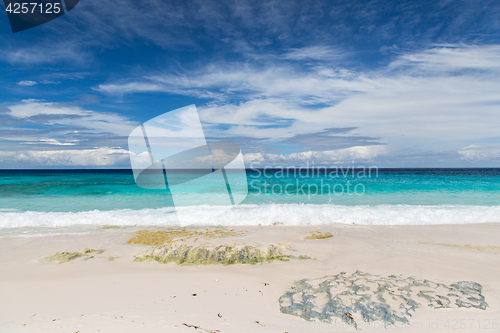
[1,0,500,168]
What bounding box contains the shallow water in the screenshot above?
[1,168,499,232]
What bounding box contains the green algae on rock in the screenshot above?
[127,228,243,245]
[135,243,297,265]
[305,232,333,240]
[45,248,104,264]
[279,271,488,329]
[99,225,121,230]
[432,243,500,253]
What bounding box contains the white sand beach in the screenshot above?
[1,223,499,333]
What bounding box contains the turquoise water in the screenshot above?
[0,168,500,229]
[1,169,500,211]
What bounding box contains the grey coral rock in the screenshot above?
[279,271,487,329]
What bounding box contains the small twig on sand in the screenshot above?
[182,323,220,333]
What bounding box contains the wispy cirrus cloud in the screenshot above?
[94,44,500,166]
[0,42,90,65]
[95,45,500,140]
[281,46,351,62]
[4,0,499,67]
[6,100,135,134]
[16,80,59,86]
[95,57,361,104]
[0,147,131,167]
[3,1,500,167]
[0,100,137,166]
[388,44,500,73]
[17,81,37,86]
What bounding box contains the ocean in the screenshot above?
[1,168,500,236]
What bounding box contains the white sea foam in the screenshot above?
[0,204,499,233]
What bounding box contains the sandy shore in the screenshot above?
[1,223,499,333]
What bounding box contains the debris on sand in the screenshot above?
[182,323,220,333]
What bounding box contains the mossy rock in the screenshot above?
[45,248,104,264]
[435,243,500,253]
[135,243,299,265]
[99,225,121,230]
[127,228,242,245]
[305,232,333,240]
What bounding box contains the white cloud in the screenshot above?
[282,46,349,61]
[0,100,140,167]
[0,148,131,166]
[23,139,78,146]
[92,44,500,165]
[243,152,265,164]
[6,100,137,136]
[95,63,361,104]
[92,45,500,165]
[94,82,166,95]
[1,42,89,65]
[458,145,500,162]
[247,145,389,166]
[17,81,37,86]
[389,45,500,72]
[39,80,59,84]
